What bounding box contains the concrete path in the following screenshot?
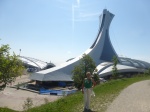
[106,80,150,112]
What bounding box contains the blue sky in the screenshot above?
[0,0,150,65]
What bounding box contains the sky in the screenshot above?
[0,0,150,65]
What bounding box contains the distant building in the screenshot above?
[30,9,150,81]
[19,56,55,72]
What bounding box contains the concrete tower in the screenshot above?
[30,9,119,81]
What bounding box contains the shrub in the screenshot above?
[22,97,33,111]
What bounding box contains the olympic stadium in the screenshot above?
[29,9,150,82]
[19,56,55,72]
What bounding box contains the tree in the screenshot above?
[112,56,118,79]
[72,54,98,89]
[144,68,150,75]
[93,69,100,84]
[0,44,24,89]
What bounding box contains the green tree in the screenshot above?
[144,68,150,75]
[0,44,24,89]
[112,56,118,79]
[93,69,100,84]
[72,54,98,89]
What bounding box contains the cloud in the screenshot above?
[77,0,80,6]
[73,12,100,22]
[72,0,100,23]
[72,0,80,32]
[79,12,100,18]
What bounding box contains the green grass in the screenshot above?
[0,107,17,112]
[1,75,150,112]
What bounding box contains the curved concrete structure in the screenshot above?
[30,9,150,81]
[19,56,55,71]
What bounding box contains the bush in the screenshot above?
[44,98,49,104]
[22,97,33,111]
[92,72,100,84]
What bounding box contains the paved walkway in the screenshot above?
[106,80,150,112]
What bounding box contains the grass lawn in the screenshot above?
[1,75,150,112]
[0,108,16,112]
